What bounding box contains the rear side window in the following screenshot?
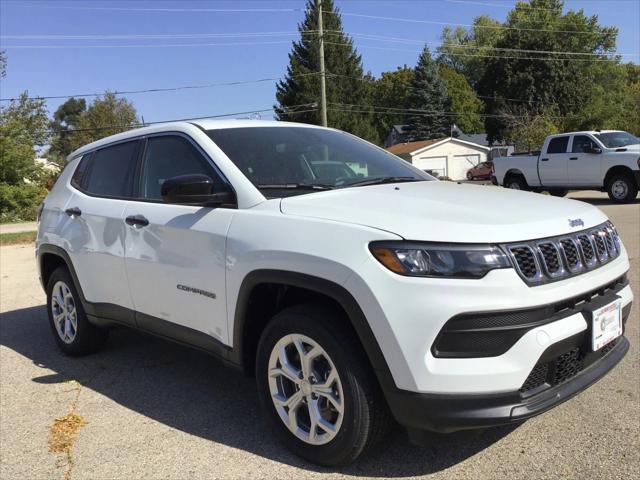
[70,154,91,189]
[139,135,227,200]
[83,141,139,197]
[547,137,569,154]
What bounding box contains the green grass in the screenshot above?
[0,231,36,246]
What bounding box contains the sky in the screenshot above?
[1,0,639,124]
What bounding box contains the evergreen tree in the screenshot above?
[406,47,452,140]
[275,0,377,141]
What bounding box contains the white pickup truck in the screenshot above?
[492,130,640,203]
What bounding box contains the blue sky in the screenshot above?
[1,0,639,123]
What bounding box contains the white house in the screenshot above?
[387,137,491,181]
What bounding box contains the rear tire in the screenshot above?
[606,172,638,204]
[255,304,392,466]
[46,267,108,356]
[505,175,528,191]
[548,189,568,197]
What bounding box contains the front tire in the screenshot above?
[606,172,638,203]
[46,267,108,356]
[255,304,391,466]
[548,189,568,197]
[466,172,473,181]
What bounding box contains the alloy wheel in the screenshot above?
[51,280,78,344]
[267,333,344,445]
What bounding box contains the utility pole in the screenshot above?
[317,0,328,127]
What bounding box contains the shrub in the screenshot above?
[0,183,48,223]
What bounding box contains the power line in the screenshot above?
[0,31,318,40]
[0,73,321,102]
[32,104,319,136]
[325,41,625,62]
[2,40,296,50]
[325,72,585,106]
[337,32,634,57]
[6,4,304,13]
[325,11,616,36]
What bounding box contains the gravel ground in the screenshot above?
[0,191,638,480]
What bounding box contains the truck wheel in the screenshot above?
[549,189,568,197]
[607,173,638,203]
[46,267,108,356]
[505,175,528,191]
[255,304,391,466]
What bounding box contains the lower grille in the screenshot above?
[520,338,620,396]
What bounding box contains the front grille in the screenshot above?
[520,338,620,396]
[538,242,562,276]
[509,246,539,279]
[506,221,620,286]
[560,238,581,272]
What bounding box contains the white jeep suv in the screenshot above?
[37,120,633,466]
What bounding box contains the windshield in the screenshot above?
[594,131,639,148]
[206,126,432,196]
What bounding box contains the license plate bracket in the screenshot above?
[586,298,623,351]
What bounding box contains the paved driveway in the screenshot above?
[1,191,638,479]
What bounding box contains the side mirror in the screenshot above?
[161,174,235,207]
[589,146,602,154]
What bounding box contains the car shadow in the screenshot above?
[0,305,517,476]
[569,196,640,206]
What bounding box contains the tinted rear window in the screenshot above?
[546,137,569,154]
[83,140,139,197]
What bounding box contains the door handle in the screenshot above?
[125,215,149,228]
[65,207,81,217]
[540,158,549,162]
[569,157,578,160]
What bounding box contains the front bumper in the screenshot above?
[387,333,629,433]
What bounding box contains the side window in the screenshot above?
[547,137,569,154]
[572,135,596,153]
[83,141,139,197]
[140,135,227,200]
[70,154,91,189]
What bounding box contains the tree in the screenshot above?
[48,97,87,164]
[498,104,559,152]
[371,66,414,142]
[0,50,6,78]
[478,0,618,142]
[438,66,484,133]
[406,47,452,140]
[61,92,138,154]
[275,0,377,141]
[0,91,50,221]
[437,15,504,86]
[0,92,49,184]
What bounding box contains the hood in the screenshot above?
[280,181,608,243]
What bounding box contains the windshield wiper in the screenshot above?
[342,176,421,187]
[256,183,335,191]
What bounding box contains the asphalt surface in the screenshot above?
[0,191,638,480]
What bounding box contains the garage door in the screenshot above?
[451,154,481,181]
[413,156,447,177]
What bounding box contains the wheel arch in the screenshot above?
[604,165,638,189]
[503,168,526,185]
[38,244,87,304]
[231,269,396,393]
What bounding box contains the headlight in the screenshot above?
[369,242,511,278]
